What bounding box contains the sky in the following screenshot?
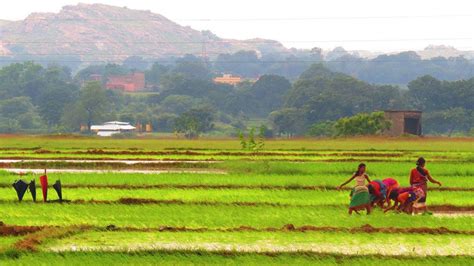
[1,0,473,52]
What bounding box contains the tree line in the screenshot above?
[0,60,472,137]
[3,48,472,85]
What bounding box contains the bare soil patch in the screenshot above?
[429,205,474,212]
[14,226,89,251]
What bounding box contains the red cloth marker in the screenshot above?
[39,174,48,202]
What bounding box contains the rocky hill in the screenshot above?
[0,3,287,62]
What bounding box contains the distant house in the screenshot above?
[90,121,136,137]
[213,74,242,86]
[384,110,422,136]
[106,72,145,92]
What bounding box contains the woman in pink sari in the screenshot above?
[382,178,399,207]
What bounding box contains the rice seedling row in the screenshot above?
[1,188,473,207]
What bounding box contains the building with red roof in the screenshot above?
[106,72,145,92]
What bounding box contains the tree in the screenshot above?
[174,107,214,138]
[269,108,304,137]
[284,64,402,128]
[38,84,78,128]
[74,63,129,84]
[239,126,266,152]
[424,108,472,136]
[407,75,444,111]
[333,111,391,137]
[38,66,79,127]
[0,97,44,133]
[0,62,46,103]
[145,63,170,87]
[250,75,291,116]
[172,55,210,80]
[151,113,178,132]
[161,95,208,114]
[327,52,474,85]
[77,82,110,130]
[215,50,261,77]
[307,121,336,137]
[123,56,149,71]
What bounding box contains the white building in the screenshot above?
[90,121,136,137]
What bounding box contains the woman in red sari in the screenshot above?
[409,157,442,211]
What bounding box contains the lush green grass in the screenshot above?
[0,149,473,163]
[2,169,473,189]
[1,251,472,266]
[0,204,472,230]
[221,161,474,178]
[1,135,473,151]
[0,136,473,263]
[1,188,472,207]
[43,230,473,256]
[0,237,19,252]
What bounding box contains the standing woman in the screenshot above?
[338,163,371,214]
[338,163,371,190]
[410,157,442,211]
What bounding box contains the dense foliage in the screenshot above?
[0,58,472,136]
[333,112,391,137]
[326,52,474,84]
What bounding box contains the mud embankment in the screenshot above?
[0,222,43,236]
[105,223,473,235]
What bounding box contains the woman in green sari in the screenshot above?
[338,163,371,215]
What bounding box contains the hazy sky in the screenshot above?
[1,0,473,51]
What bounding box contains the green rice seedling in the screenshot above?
[0,203,472,230]
[0,237,20,252]
[1,251,472,265]
[0,188,471,207]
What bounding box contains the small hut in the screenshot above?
[384,110,422,136]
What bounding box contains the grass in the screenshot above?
[2,169,473,189]
[0,188,473,206]
[1,251,472,265]
[0,237,19,252]
[0,204,472,230]
[1,150,474,163]
[0,135,473,151]
[0,136,472,264]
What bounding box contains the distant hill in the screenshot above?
[0,3,287,61]
[417,45,474,60]
[0,3,472,78]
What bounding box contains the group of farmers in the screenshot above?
[338,157,442,215]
